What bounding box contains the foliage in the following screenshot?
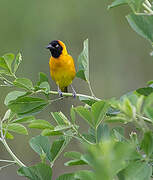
[0,1,153,179]
[108,0,153,55]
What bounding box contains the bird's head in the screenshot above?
[46,40,67,58]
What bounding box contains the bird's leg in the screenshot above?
[71,85,76,98]
[57,86,63,97]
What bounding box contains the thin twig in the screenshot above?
[72,125,94,145]
[1,139,26,167]
[0,76,13,86]
[136,114,152,123]
[87,81,96,98]
[0,162,16,170]
[0,159,15,163]
[50,97,65,103]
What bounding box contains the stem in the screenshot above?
[87,81,95,97]
[0,76,13,86]
[72,125,94,145]
[0,159,15,163]
[0,162,15,170]
[135,114,149,132]
[95,127,98,144]
[136,114,152,123]
[1,139,26,167]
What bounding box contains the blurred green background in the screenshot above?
[0,0,153,179]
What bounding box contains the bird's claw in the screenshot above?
[58,87,63,97]
[71,85,76,98]
[72,91,76,98]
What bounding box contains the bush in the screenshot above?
[0,1,153,179]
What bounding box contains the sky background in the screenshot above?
[0,0,153,179]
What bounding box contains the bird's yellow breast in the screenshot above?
[49,54,76,90]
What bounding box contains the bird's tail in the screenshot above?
[62,87,68,93]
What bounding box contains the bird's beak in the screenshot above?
[46,44,54,49]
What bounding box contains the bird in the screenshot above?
[46,40,76,97]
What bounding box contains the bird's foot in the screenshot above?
[58,87,63,97]
[71,85,76,98]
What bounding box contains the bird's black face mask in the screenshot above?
[46,40,63,58]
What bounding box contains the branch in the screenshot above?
[47,90,101,101]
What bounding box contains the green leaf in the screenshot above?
[111,127,125,142]
[84,125,110,144]
[130,132,139,145]
[12,116,35,123]
[147,80,153,86]
[13,78,33,90]
[76,70,86,81]
[37,72,48,86]
[126,14,153,44]
[91,100,109,128]
[57,171,95,180]
[5,131,14,139]
[41,129,63,136]
[64,159,87,166]
[75,106,93,127]
[39,82,50,94]
[108,0,127,9]
[51,112,70,125]
[64,151,82,159]
[28,119,54,130]
[51,136,71,162]
[75,170,95,180]
[14,52,22,73]
[76,39,89,81]
[122,98,136,119]
[29,135,51,161]
[18,163,52,180]
[99,124,110,141]
[97,124,104,142]
[136,87,153,96]
[118,161,152,180]
[143,92,153,120]
[4,123,28,135]
[8,96,49,116]
[4,91,27,106]
[79,96,98,106]
[127,0,145,12]
[0,68,11,76]
[106,116,128,123]
[86,140,134,179]
[141,131,153,156]
[83,127,96,143]
[54,125,72,131]
[3,53,15,73]
[56,173,75,180]
[0,57,9,70]
[144,106,153,120]
[3,109,11,121]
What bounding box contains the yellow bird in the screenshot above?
[46,40,76,97]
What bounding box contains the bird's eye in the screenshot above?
[55,44,59,48]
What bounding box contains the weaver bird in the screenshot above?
[46,40,76,97]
